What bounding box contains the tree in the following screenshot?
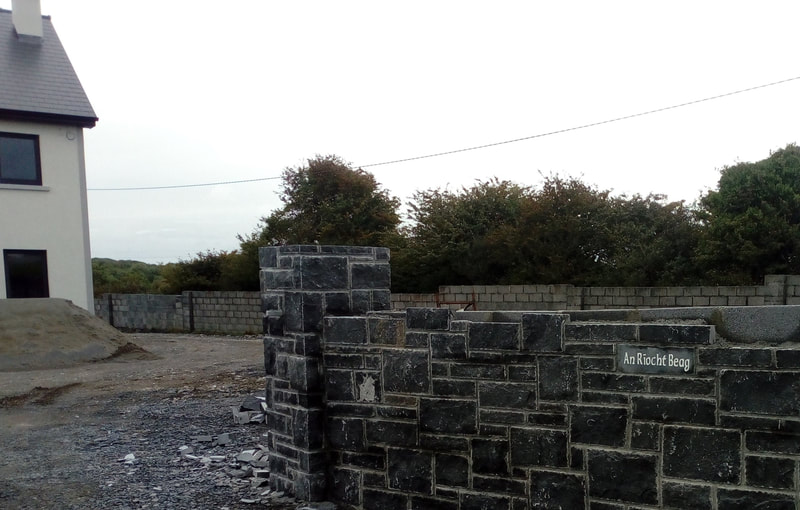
[697,144,800,283]
[250,155,401,246]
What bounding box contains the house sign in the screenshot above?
[617,345,695,374]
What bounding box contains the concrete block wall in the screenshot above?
[94,293,183,331]
[318,308,800,509]
[260,245,391,500]
[391,275,800,311]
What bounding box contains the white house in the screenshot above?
[0,0,97,311]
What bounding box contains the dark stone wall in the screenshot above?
[261,246,800,509]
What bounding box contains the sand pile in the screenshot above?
[0,298,134,371]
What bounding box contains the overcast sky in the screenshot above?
[6,1,799,263]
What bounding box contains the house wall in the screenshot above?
[0,119,93,311]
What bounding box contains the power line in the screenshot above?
[88,176,281,191]
[88,75,800,191]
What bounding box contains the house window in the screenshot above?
[0,133,42,185]
[4,249,49,298]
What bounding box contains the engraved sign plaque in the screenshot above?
[617,345,695,374]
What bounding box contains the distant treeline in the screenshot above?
[93,146,800,295]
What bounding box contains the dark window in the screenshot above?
[0,133,42,185]
[4,250,49,298]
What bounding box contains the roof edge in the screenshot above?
[0,109,97,128]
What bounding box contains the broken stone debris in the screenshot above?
[232,393,267,424]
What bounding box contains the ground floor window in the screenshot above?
[3,249,49,298]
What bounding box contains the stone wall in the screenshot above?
[262,246,800,509]
[94,291,262,335]
[392,275,800,311]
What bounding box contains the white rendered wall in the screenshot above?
[0,119,94,312]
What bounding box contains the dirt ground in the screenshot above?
[0,333,301,509]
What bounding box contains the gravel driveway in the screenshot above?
[0,334,301,510]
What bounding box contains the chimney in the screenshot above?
[12,0,43,42]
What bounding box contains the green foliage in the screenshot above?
[249,155,401,247]
[698,144,800,283]
[157,250,259,294]
[92,258,165,295]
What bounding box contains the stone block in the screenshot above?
[368,317,405,345]
[581,373,646,392]
[410,497,459,510]
[324,370,354,401]
[324,316,367,344]
[478,382,536,409]
[326,417,365,452]
[383,350,430,394]
[419,398,476,434]
[721,370,800,415]
[362,489,407,509]
[510,428,568,468]
[288,356,321,392]
[570,406,627,446]
[663,426,740,483]
[366,419,417,447]
[430,333,467,359]
[630,421,660,451]
[776,350,800,368]
[587,450,657,505]
[745,431,800,454]
[638,324,714,345]
[387,448,432,494]
[460,493,511,510]
[406,307,450,330]
[632,396,716,425]
[352,262,391,289]
[521,313,566,352]
[472,437,509,474]
[661,482,712,510]
[299,256,347,290]
[432,379,475,397]
[745,456,795,489]
[538,357,578,401]
[716,489,795,510]
[468,321,520,350]
[698,347,772,367]
[529,471,586,510]
[564,323,637,342]
[330,468,360,505]
[435,453,468,487]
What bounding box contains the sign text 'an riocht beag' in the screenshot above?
[617,345,695,374]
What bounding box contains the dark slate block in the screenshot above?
[662,482,712,510]
[450,363,505,379]
[632,396,716,425]
[387,448,432,494]
[776,349,800,368]
[508,364,537,381]
[420,435,469,452]
[579,357,615,371]
[342,451,385,470]
[698,347,772,367]
[431,333,467,359]
[565,323,637,342]
[478,382,536,409]
[638,324,714,345]
[301,292,323,332]
[366,419,417,447]
[406,331,430,348]
[420,398,476,434]
[538,357,578,401]
[529,471,586,510]
[291,408,323,449]
[324,369,354,401]
[716,489,795,510]
[461,493,511,510]
[284,292,303,332]
[326,417,365,451]
[510,428,568,468]
[745,431,800,454]
[363,472,386,488]
[330,468,360,505]
[631,421,660,451]
[299,256,347,290]
[472,475,526,496]
[581,372,646,392]
[411,496,459,510]
[362,489,407,509]
[587,450,658,505]
[433,379,475,397]
[324,353,363,369]
[369,317,405,345]
[663,426,741,483]
[649,377,714,396]
[565,343,615,355]
[721,370,800,415]
[480,410,526,425]
[407,307,450,330]
[745,456,795,489]
[570,406,627,446]
[288,356,321,392]
[324,292,351,316]
[324,316,367,344]
[435,453,469,487]
[372,289,392,311]
[468,322,520,350]
[351,290,371,315]
[528,412,567,427]
[383,350,430,393]
[472,438,509,474]
[352,262,391,289]
[262,268,295,290]
[259,246,278,268]
[521,313,566,352]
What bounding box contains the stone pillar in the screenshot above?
[259,245,391,500]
